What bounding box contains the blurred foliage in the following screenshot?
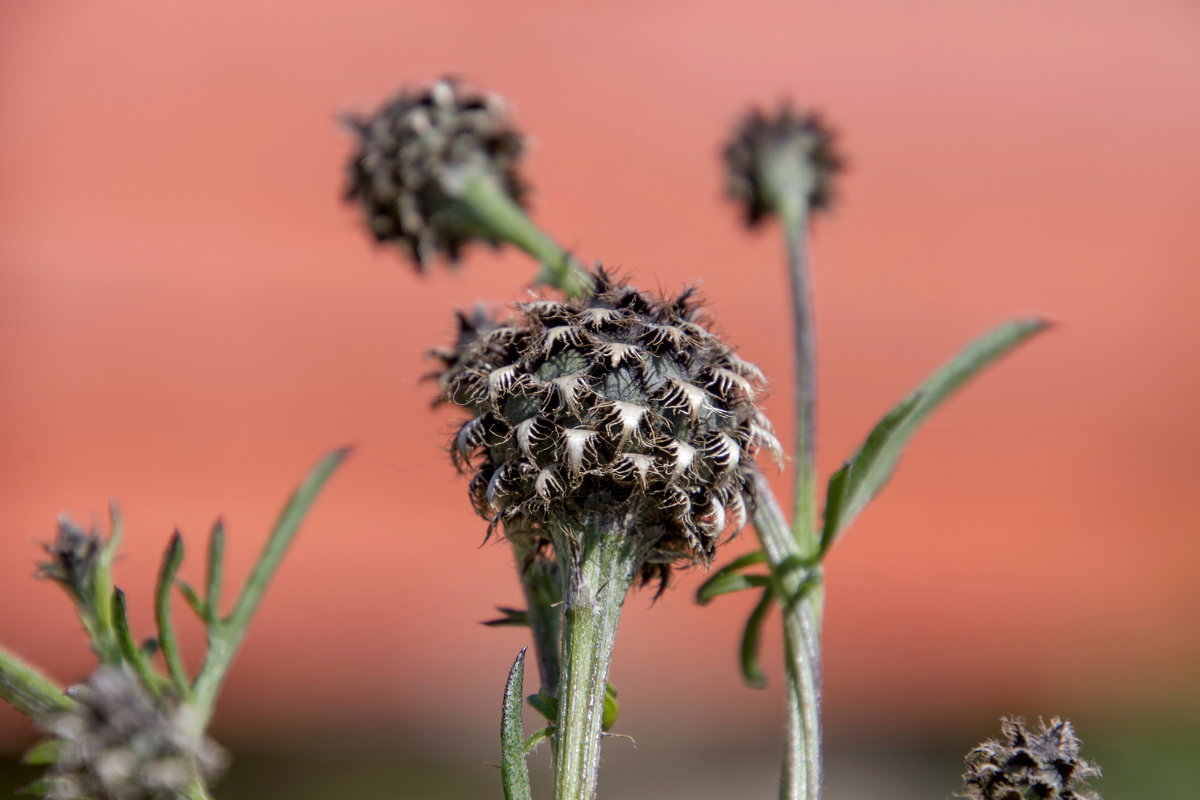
[0,715,1195,799]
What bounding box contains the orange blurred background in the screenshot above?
[2,0,1198,780]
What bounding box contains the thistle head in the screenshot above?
[962,717,1101,800]
[438,267,779,585]
[723,104,842,225]
[40,668,226,800]
[343,78,527,270]
[38,517,103,604]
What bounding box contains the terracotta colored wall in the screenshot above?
[2,0,1198,747]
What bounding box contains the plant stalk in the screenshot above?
[552,515,644,800]
[453,169,594,298]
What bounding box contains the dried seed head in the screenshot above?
[723,105,842,224]
[37,517,103,604]
[962,717,1101,800]
[344,78,527,270]
[436,267,779,584]
[40,668,226,800]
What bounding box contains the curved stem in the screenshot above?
[454,170,594,298]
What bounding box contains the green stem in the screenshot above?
[189,448,349,735]
[0,646,74,720]
[552,516,644,800]
[782,208,818,552]
[750,474,822,800]
[454,170,594,298]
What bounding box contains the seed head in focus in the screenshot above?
[344,78,527,270]
[436,267,780,586]
[962,717,1101,800]
[39,668,226,800]
[724,105,842,225]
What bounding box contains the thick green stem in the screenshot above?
[783,211,818,552]
[0,646,74,720]
[552,516,643,800]
[453,170,594,298]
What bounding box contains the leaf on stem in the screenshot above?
[111,590,164,697]
[740,587,775,689]
[501,648,533,800]
[154,532,190,696]
[483,606,530,627]
[205,519,225,622]
[820,319,1049,554]
[696,550,768,605]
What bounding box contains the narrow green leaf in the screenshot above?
[695,550,768,605]
[0,646,74,720]
[523,725,555,755]
[740,587,775,689]
[16,778,54,796]
[601,682,619,732]
[111,589,164,697]
[696,572,772,604]
[155,531,190,695]
[177,582,206,620]
[205,519,225,622]
[21,739,61,765]
[483,606,530,627]
[500,648,533,800]
[821,319,1048,553]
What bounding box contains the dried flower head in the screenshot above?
[438,267,779,584]
[40,668,226,800]
[963,717,1101,800]
[37,517,103,604]
[344,77,527,270]
[724,105,842,224]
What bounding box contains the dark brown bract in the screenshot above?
[724,105,842,224]
[344,78,527,269]
[437,268,779,583]
[963,717,1101,800]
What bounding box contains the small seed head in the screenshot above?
[962,717,1101,800]
[723,104,842,224]
[40,668,226,800]
[38,517,103,604]
[344,78,527,270]
[436,268,778,585]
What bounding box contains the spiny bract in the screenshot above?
[344,78,527,270]
[962,717,1101,800]
[724,104,842,224]
[437,268,780,584]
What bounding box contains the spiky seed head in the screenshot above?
[343,78,527,270]
[40,668,226,800]
[37,517,103,604]
[723,104,842,225]
[962,717,1101,800]
[436,267,779,585]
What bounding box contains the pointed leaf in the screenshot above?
[696,572,772,604]
[500,648,533,800]
[205,519,225,622]
[523,725,555,755]
[821,319,1048,553]
[601,682,619,732]
[695,550,768,605]
[483,606,530,627]
[21,739,61,765]
[155,532,189,694]
[740,587,775,689]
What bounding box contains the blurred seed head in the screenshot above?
[962,717,1101,800]
[723,104,842,225]
[37,517,103,604]
[436,267,779,586]
[343,77,528,271]
[40,668,226,800]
